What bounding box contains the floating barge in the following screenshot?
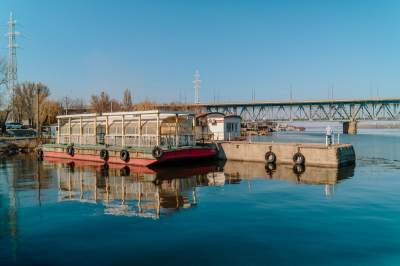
[216,141,355,167]
[40,110,217,166]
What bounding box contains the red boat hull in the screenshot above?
[43,146,217,166]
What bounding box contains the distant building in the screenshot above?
[196,112,241,141]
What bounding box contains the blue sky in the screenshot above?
[1,0,400,103]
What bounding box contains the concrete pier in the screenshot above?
[216,141,355,167]
[343,120,358,134]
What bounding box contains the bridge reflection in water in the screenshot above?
[52,159,355,219]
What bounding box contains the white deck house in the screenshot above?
[196,112,241,141]
[56,110,196,148]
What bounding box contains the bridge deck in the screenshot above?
[196,97,400,122]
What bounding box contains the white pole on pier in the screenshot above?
[57,118,60,144]
[138,115,142,147]
[79,117,83,145]
[122,115,125,147]
[156,112,160,146]
[68,118,72,144]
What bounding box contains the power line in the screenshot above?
[7,12,19,94]
[7,12,20,121]
[192,70,201,104]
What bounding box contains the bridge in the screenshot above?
[194,98,400,134]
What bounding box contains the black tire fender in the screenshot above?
[293,152,305,165]
[37,149,44,161]
[152,146,163,159]
[265,151,277,164]
[120,149,130,162]
[67,146,75,157]
[100,149,109,161]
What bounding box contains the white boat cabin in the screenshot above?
[196,112,241,141]
[56,110,196,148]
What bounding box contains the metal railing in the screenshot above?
[59,135,96,145]
[59,133,195,148]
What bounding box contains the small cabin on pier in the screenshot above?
[196,112,241,141]
[56,110,196,148]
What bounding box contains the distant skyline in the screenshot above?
[1,0,400,103]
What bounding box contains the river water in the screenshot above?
[1,130,400,265]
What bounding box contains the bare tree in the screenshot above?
[90,91,111,113]
[121,89,133,111]
[13,82,49,127]
[110,99,121,112]
[0,58,9,133]
[134,100,157,111]
[60,96,86,115]
[39,100,62,125]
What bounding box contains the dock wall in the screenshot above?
[216,141,355,167]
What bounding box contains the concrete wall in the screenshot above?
[216,141,355,167]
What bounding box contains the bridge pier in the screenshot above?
[343,120,358,135]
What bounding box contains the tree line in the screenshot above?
[11,88,145,127]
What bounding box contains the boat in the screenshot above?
[39,110,218,166]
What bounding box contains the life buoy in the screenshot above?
[265,151,276,164]
[36,149,44,161]
[293,152,305,165]
[100,149,109,161]
[120,150,130,162]
[67,146,75,157]
[152,146,163,159]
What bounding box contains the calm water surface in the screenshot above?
[1,131,400,265]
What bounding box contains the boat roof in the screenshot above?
[196,112,241,119]
[196,112,225,118]
[57,110,195,120]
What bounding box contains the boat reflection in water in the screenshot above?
[223,160,355,197]
[48,157,355,219]
[51,158,221,220]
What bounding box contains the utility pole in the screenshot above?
[7,12,20,120]
[36,85,41,139]
[193,70,201,104]
[64,96,69,115]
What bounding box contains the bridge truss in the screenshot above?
[204,98,400,122]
